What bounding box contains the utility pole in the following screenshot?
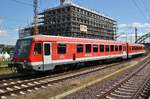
[135,27,137,43]
[33,0,38,35]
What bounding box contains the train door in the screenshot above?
[122,43,128,59]
[126,43,129,58]
[43,42,52,71]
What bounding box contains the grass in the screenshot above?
[0,60,13,74]
[0,60,11,65]
[0,67,13,74]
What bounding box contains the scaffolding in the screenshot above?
[20,3,117,40]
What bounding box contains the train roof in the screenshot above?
[20,35,144,46]
[128,43,145,47]
[20,35,125,45]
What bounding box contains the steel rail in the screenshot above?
[98,54,150,99]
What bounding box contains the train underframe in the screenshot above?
[8,53,144,73]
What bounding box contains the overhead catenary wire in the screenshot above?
[8,0,43,9]
[131,0,150,22]
[0,16,33,32]
[8,0,33,6]
[140,0,150,17]
[6,0,41,27]
[131,0,150,42]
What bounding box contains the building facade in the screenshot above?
[20,3,117,40]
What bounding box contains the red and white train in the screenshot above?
[11,35,145,72]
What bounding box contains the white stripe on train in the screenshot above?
[29,51,144,66]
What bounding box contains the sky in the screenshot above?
[0,0,150,45]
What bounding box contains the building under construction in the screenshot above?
[20,2,117,40]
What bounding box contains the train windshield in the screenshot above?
[14,39,31,58]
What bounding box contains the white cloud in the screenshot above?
[118,24,127,28]
[15,28,19,32]
[0,30,8,36]
[0,19,3,24]
[118,22,150,29]
[0,19,8,37]
[118,22,150,37]
[117,22,150,43]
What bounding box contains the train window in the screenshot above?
[15,39,31,57]
[110,45,114,52]
[123,46,126,51]
[57,43,66,54]
[100,45,104,52]
[93,45,98,52]
[119,45,122,51]
[34,43,42,55]
[115,45,118,51]
[133,46,135,50]
[86,44,91,53]
[106,45,109,52]
[44,44,50,55]
[77,44,83,53]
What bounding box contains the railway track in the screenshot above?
[133,72,150,99]
[0,57,134,86]
[0,55,147,99]
[0,60,120,85]
[0,62,121,99]
[98,55,150,99]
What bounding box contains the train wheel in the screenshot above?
[16,67,27,73]
[62,65,68,71]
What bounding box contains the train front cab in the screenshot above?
[12,38,54,72]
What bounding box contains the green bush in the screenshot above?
[0,61,11,65]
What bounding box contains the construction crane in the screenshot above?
[33,0,38,35]
[33,0,64,35]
